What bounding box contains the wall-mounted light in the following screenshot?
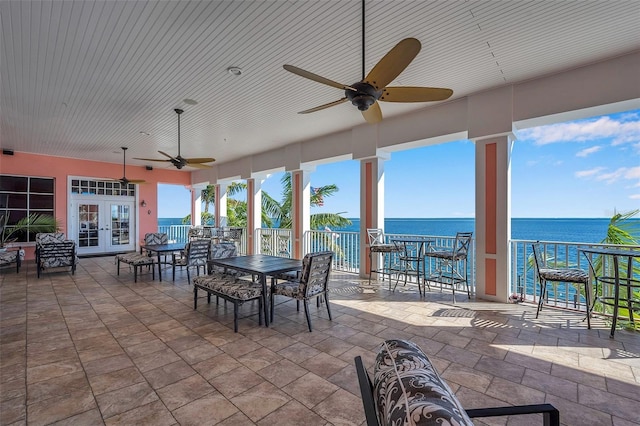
[141,200,147,207]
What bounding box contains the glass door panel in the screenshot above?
[77,203,100,248]
[110,204,131,246]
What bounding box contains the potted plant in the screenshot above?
[0,212,60,250]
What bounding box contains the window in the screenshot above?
[70,179,135,196]
[0,175,55,243]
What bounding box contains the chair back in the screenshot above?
[185,239,210,266]
[299,251,333,298]
[144,232,168,245]
[367,228,385,246]
[35,232,66,245]
[210,242,237,259]
[531,242,545,275]
[453,232,473,258]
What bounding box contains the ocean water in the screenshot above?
[159,217,637,243]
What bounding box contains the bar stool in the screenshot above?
[367,229,400,285]
[532,242,591,328]
[424,232,473,301]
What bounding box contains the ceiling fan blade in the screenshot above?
[283,65,356,92]
[158,150,176,160]
[186,163,212,169]
[380,86,453,102]
[126,179,146,184]
[361,101,382,124]
[299,98,348,114]
[364,38,421,90]
[132,157,171,162]
[184,157,216,164]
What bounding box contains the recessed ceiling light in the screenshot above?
[227,66,242,76]
[183,99,198,105]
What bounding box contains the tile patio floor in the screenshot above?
[1,256,639,425]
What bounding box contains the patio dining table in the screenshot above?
[208,254,302,326]
[140,242,186,282]
[579,246,640,338]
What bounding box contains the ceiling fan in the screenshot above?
[283,1,453,124]
[134,108,215,169]
[112,147,145,185]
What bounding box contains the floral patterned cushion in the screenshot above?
[116,253,155,266]
[193,274,262,300]
[374,339,474,426]
[539,268,588,284]
[144,233,168,245]
[0,250,20,265]
[35,233,66,245]
[210,243,242,276]
[37,241,78,268]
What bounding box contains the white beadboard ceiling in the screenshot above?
[1,0,639,169]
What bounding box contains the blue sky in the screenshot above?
[158,109,639,219]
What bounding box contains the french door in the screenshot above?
[69,197,136,255]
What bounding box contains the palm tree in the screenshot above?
[227,173,351,230]
[200,185,216,214]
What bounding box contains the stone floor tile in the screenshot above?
[0,396,25,425]
[521,368,578,401]
[578,383,639,423]
[303,352,349,379]
[27,371,90,404]
[171,393,239,426]
[27,388,96,426]
[143,360,197,390]
[82,354,135,377]
[236,347,283,371]
[104,400,175,426]
[230,381,291,422]
[156,374,215,411]
[192,352,242,380]
[545,393,613,426]
[257,399,326,426]
[132,347,181,372]
[440,364,493,394]
[124,339,168,358]
[277,342,321,364]
[88,366,146,395]
[312,388,365,425]
[208,365,265,399]
[216,411,255,426]
[26,360,84,385]
[95,381,159,419]
[257,358,308,388]
[282,372,339,408]
[178,343,223,364]
[49,408,104,426]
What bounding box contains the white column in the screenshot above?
[246,178,263,255]
[215,183,228,227]
[290,169,311,259]
[192,187,202,226]
[474,134,513,301]
[359,155,388,278]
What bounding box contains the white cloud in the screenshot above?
[575,167,605,178]
[629,194,640,200]
[517,115,640,146]
[576,166,640,185]
[576,146,601,157]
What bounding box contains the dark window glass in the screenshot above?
[0,176,28,192]
[29,194,54,209]
[8,194,27,209]
[30,178,54,193]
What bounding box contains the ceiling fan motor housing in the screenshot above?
[346,81,382,111]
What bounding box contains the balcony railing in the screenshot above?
[159,226,637,317]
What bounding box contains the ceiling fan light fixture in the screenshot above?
[227,66,242,76]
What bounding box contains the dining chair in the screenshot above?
[424,232,473,301]
[367,228,400,285]
[532,242,591,328]
[270,251,333,332]
[172,239,211,284]
[143,232,170,262]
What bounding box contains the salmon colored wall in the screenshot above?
[2,152,191,258]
